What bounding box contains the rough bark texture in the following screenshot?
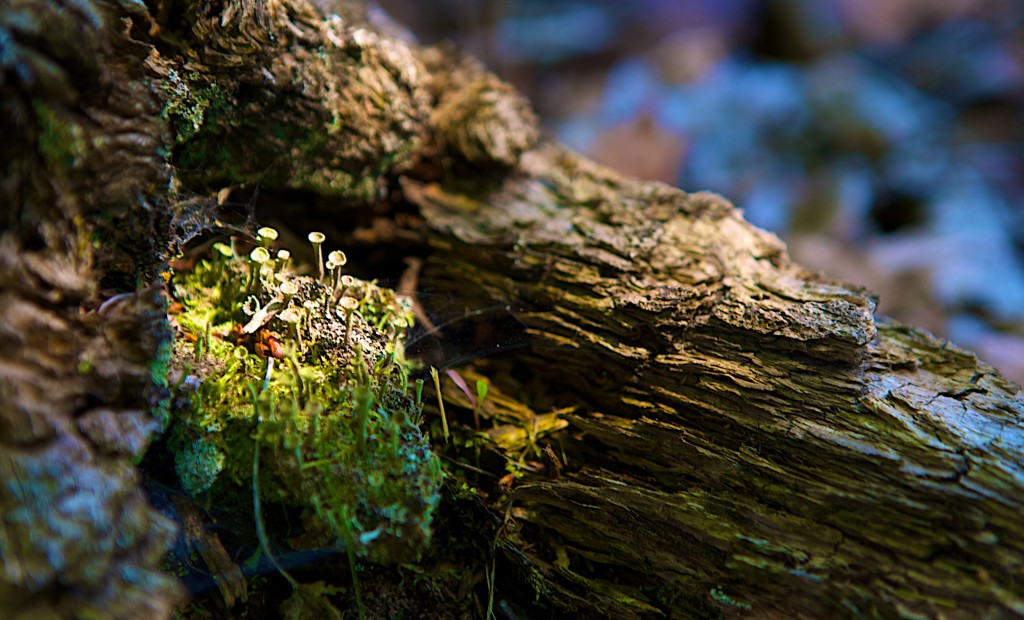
[1,0,181,617]
[1,0,1022,618]
[405,147,1024,618]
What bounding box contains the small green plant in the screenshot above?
[166,229,443,567]
[429,367,449,443]
[474,379,488,430]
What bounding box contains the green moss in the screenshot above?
[293,168,379,199]
[160,70,229,145]
[150,322,175,433]
[167,234,442,565]
[175,436,225,496]
[33,100,86,170]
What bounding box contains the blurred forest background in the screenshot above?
[375,0,1024,384]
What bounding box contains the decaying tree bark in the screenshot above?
[1,1,182,617]
[1,0,1022,618]
[406,149,1024,618]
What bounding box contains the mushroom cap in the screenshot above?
[250,247,271,263]
[279,307,302,323]
[328,250,347,266]
[212,242,233,257]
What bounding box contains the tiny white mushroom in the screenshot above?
[327,250,346,289]
[249,246,271,263]
[388,316,408,341]
[338,296,360,345]
[212,242,233,258]
[302,299,318,332]
[307,232,326,281]
[327,250,347,268]
[279,307,301,322]
[276,249,291,272]
[334,274,356,302]
[256,227,279,248]
[250,246,275,286]
[279,306,304,352]
[279,279,299,299]
[279,280,299,308]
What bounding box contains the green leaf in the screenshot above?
[475,379,488,406]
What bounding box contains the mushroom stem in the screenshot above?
[339,296,360,346]
[308,232,326,282]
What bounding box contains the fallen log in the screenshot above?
[1,0,1021,617]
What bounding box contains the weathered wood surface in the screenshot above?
[405,145,1024,618]
[1,0,182,617]
[2,0,1022,617]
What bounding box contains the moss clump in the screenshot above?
[160,70,228,145]
[167,235,442,565]
[174,435,224,496]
